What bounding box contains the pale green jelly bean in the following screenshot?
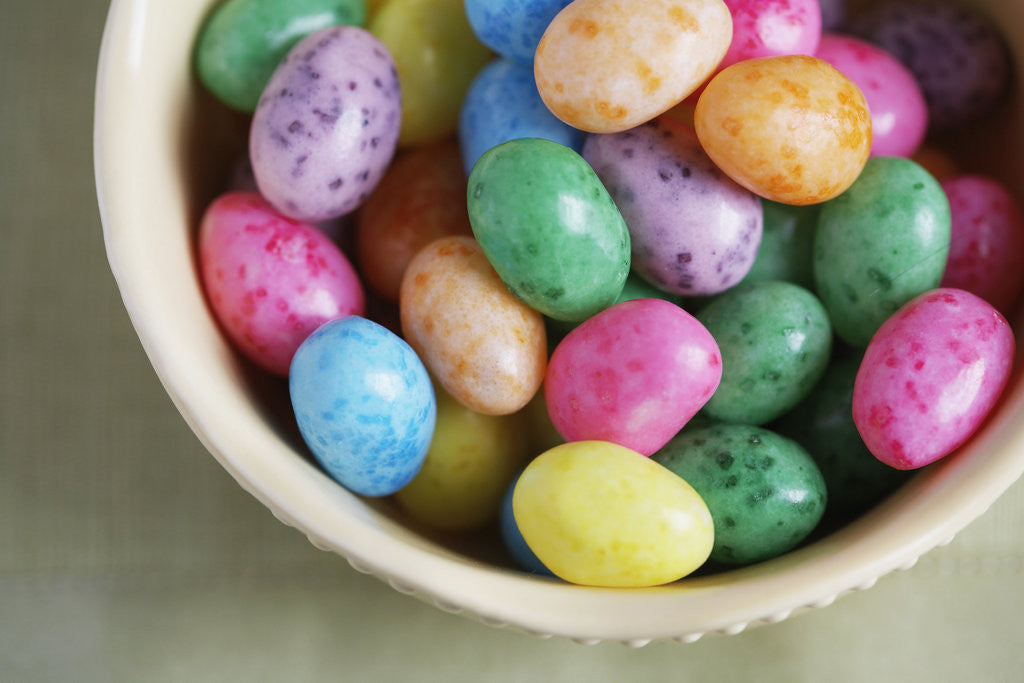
[512,441,714,587]
[467,138,630,322]
[697,281,832,425]
[195,0,367,112]
[813,156,951,347]
[739,200,819,290]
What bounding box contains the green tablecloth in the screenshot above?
[2,2,1022,679]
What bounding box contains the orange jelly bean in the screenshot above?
[694,55,872,205]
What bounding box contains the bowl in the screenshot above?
[95,0,1024,645]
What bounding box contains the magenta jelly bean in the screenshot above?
[198,191,365,376]
[940,175,1024,316]
[544,298,722,456]
[815,33,928,158]
[723,0,822,67]
[853,288,1014,470]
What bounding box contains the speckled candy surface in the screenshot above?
[852,288,1015,470]
[940,175,1024,315]
[198,192,365,376]
[289,316,436,496]
[249,26,401,223]
[653,424,826,565]
[464,0,574,63]
[815,33,927,158]
[545,298,722,455]
[720,0,822,71]
[399,236,547,415]
[467,138,630,322]
[697,280,832,425]
[512,441,714,586]
[582,117,763,297]
[534,0,733,133]
[694,55,871,205]
[813,156,950,348]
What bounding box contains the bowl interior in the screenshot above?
[95,0,1024,643]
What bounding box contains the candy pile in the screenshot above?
[193,0,1019,587]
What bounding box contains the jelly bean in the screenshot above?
[813,156,950,347]
[512,441,714,586]
[694,55,871,205]
[654,424,826,565]
[940,175,1024,315]
[850,0,1010,132]
[697,280,832,425]
[370,0,492,146]
[249,26,401,223]
[818,0,845,31]
[459,58,586,175]
[534,0,733,133]
[467,138,630,321]
[198,192,365,376]
[852,288,1015,470]
[815,33,928,158]
[464,0,574,63]
[720,0,822,71]
[395,385,530,530]
[737,200,818,290]
[354,140,473,301]
[772,351,910,522]
[400,236,547,415]
[521,387,565,453]
[195,0,367,112]
[289,316,436,496]
[545,298,722,455]
[500,472,557,576]
[582,117,763,297]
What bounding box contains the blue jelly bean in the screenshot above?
[458,57,585,174]
[464,0,572,64]
[500,473,555,576]
[289,316,436,497]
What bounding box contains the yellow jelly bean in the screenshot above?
[694,55,872,205]
[370,0,492,147]
[512,441,714,587]
[400,235,547,415]
[534,0,732,134]
[395,385,530,531]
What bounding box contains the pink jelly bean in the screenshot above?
[940,175,1024,315]
[852,288,1014,470]
[815,33,928,158]
[544,298,722,456]
[198,191,365,376]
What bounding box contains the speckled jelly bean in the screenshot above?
[400,236,547,415]
[694,55,871,205]
[815,33,928,158]
[354,140,473,301]
[737,200,818,290]
[818,0,845,31]
[545,298,722,455]
[654,424,826,565]
[194,0,367,112]
[719,0,822,73]
[813,156,951,348]
[852,288,1015,470]
[582,117,763,297]
[500,472,556,576]
[534,0,733,133]
[198,192,365,376]
[464,0,574,63]
[289,316,436,496]
[395,384,530,531]
[249,26,401,223]
[940,175,1024,315]
[772,351,911,522]
[697,280,832,425]
[512,441,714,586]
[459,57,586,175]
[467,137,630,322]
[370,0,492,146]
[850,0,1010,132]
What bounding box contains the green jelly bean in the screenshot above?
[467,138,630,322]
[195,0,367,112]
[813,156,951,347]
[739,199,819,290]
[654,424,827,566]
[697,281,832,425]
[771,350,911,524]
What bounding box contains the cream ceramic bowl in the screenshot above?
[95,0,1024,645]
